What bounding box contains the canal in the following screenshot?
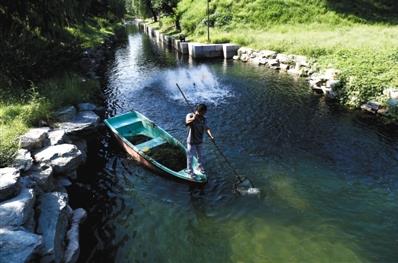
[72,24,398,262]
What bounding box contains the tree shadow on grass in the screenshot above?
[326,0,398,24]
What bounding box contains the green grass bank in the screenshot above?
[145,0,398,114]
[0,74,101,167]
[0,17,122,167]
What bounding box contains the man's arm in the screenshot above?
[185,113,196,126]
[206,128,215,141]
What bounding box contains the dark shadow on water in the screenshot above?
[68,132,119,263]
[326,0,398,24]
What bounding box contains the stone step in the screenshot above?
[37,192,69,263]
[19,127,50,150]
[0,187,35,229]
[0,167,21,201]
[34,144,83,174]
[0,228,42,262]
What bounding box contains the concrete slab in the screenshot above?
[179,42,189,54]
[173,39,180,50]
[162,35,173,46]
[188,43,224,58]
[223,44,240,59]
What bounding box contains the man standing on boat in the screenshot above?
[185,104,215,178]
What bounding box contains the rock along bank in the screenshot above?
[0,103,102,263]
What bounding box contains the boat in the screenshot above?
[104,111,207,183]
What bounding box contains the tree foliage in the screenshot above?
[0,0,126,90]
[127,0,179,24]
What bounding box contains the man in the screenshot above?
[185,103,214,178]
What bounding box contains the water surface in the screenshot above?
[72,25,398,263]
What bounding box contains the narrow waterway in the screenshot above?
[71,25,398,263]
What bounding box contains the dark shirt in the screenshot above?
[186,113,208,144]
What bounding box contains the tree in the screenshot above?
[0,0,128,88]
[127,0,180,29]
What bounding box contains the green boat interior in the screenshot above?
[127,134,152,145]
[146,143,186,172]
[108,112,188,173]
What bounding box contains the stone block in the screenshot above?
[0,188,35,228]
[77,103,96,111]
[384,88,398,100]
[188,43,223,58]
[34,144,83,174]
[37,192,69,263]
[276,53,292,64]
[173,39,180,50]
[55,111,100,135]
[258,58,268,65]
[240,53,249,62]
[64,208,87,263]
[54,106,77,122]
[0,167,21,201]
[0,228,42,263]
[222,44,240,59]
[162,35,173,46]
[268,59,280,67]
[48,129,68,146]
[19,127,51,150]
[24,165,55,192]
[13,149,33,172]
[259,50,277,59]
[179,42,189,54]
[361,101,381,114]
[280,63,290,71]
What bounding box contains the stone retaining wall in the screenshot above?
[0,103,100,263]
[135,19,239,58]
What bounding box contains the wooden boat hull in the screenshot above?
[105,111,207,183]
[114,133,156,171]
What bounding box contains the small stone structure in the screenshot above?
[188,43,224,58]
[0,102,100,263]
[223,44,240,59]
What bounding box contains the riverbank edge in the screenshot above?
[0,103,105,262]
[135,19,398,125]
[0,18,126,168]
[0,22,125,262]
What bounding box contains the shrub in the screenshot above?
[39,73,100,108]
[212,36,231,44]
